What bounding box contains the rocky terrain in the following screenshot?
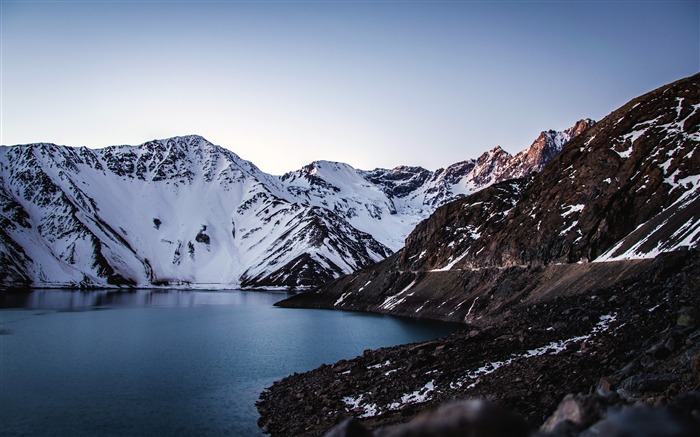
[0,120,589,290]
[259,73,700,435]
[259,250,700,436]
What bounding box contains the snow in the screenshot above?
[623,128,647,145]
[432,250,469,272]
[450,313,617,390]
[595,175,699,262]
[342,395,379,418]
[358,280,372,292]
[334,292,352,306]
[615,147,634,159]
[342,395,364,409]
[360,403,378,418]
[341,379,437,417]
[380,280,418,310]
[399,380,435,405]
[668,215,700,248]
[414,301,429,313]
[676,97,685,118]
[2,126,587,288]
[465,297,479,321]
[559,220,579,237]
[561,204,585,218]
[2,139,403,288]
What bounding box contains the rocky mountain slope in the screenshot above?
[280,72,699,317]
[260,73,700,436]
[0,121,590,289]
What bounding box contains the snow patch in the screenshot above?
[342,394,378,418]
[379,280,418,310]
[451,314,617,390]
[334,292,352,306]
[432,250,469,272]
[465,297,479,321]
[561,204,585,218]
[388,380,436,410]
[559,220,579,237]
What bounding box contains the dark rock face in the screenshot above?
[423,75,697,269]
[362,166,433,199]
[402,177,529,273]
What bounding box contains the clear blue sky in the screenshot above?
[1,0,698,175]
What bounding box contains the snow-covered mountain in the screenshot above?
[0,120,591,289]
[292,119,594,250]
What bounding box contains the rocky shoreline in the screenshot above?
[257,250,700,436]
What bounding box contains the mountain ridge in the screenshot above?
[1,121,592,289]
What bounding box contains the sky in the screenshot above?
[1,1,698,175]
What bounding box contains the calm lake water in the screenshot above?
[0,289,460,436]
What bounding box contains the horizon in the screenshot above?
[2,0,698,174]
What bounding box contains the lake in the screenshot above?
[0,289,460,436]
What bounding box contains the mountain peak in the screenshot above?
[567,118,596,137]
[158,134,209,143]
[489,145,508,154]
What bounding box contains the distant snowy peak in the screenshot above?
[280,160,371,199]
[0,138,390,289]
[239,206,392,289]
[358,119,593,209]
[98,135,278,188]
[278,119,592,249]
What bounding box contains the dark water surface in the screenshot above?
[0,289,460,436]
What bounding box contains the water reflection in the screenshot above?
[0,288,289,310]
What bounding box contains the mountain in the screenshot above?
[0,137,385,289]
[279,119,593,252]
[261,74,700,437]
[0,121,591,290]
[280,72,699,315]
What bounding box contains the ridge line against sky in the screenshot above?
[1,0,698,175]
